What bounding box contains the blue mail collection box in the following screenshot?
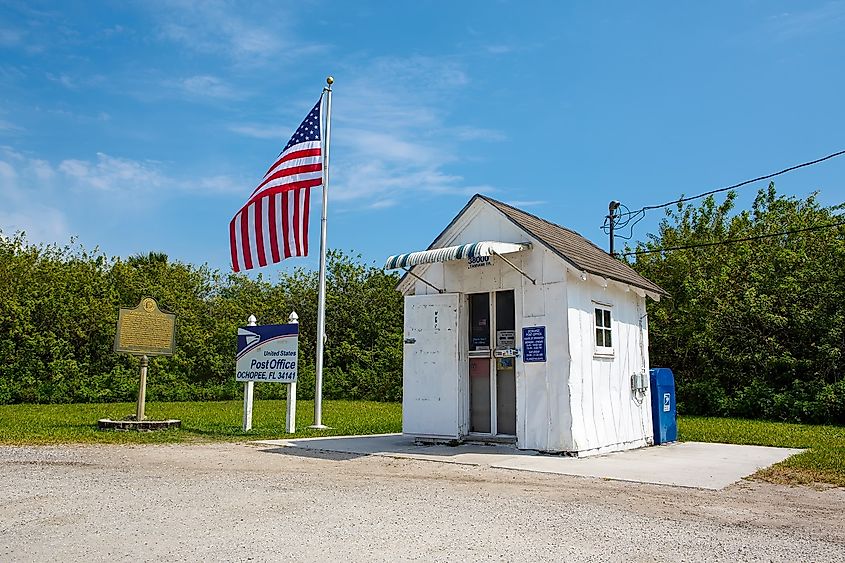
[649,368,677,444]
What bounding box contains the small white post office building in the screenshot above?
[385,195,668,456]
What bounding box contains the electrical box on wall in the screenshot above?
[631,371,647,392]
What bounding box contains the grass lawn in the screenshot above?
[0,399,401,445]
[680,416,845,487]
[0,401,841,487]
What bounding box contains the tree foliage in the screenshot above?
[0,236,403,404]
[630,183,845,424]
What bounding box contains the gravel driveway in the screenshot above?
[1,443,843,562]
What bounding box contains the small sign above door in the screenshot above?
[467,255,492,268]
[496,329,516,348]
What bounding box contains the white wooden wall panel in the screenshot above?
[401,197,652,454]
[566,274,652,455]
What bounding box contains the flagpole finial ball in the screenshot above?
[326,76,334,85]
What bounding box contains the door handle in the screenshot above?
[404,338,416,344]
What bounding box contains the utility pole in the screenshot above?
[608,200,620,257]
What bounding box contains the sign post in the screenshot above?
[286,312,298,433]
[136,355,149,422]
[114,297,176,421]
[101,297,179,431]
[236,313,299,433]
[242,315,257,431]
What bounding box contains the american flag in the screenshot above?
[229,98,323,272]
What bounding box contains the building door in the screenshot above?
[402,293,461,438]
[468,290,516,437]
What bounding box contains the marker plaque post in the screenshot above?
[99,297,180,431]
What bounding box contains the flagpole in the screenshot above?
[310,75,333,429]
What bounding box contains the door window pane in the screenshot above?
[495,290,516,348]
[469,293,490,351]
[496,366,516,435]
[495,291,515,331]
[469,358,491,433]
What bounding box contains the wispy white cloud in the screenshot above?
[34,106,111,124]
[0,146,245,243]
[153,1,326,66]
[505,200,547,208]
[191,174,244,194]
[58,153,166,191]
[46,72,79,89]
[44,72,107,91]
[451,126,507,142]
[0,207,68,242]
[0,119,24,133]
[367,199,399,210]
[177,75,242,100]
[229,124,288,140]
[0,148,68,242]
[56,152,242,194]
[100,24,126,38]
[0,27,24,47]
[485,44,514,55]
[764,2,845,40]
[0,5,71,55]
[327,55,505,209]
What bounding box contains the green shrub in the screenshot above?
[633,184,845,424]
[0,234,403,405]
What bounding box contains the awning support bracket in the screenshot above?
[491,250,536,285]
[402,268,445,294]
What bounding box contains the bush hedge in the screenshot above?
[0,236,403,404]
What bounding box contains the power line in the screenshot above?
[620,218,845,256]
[619,149,845,219]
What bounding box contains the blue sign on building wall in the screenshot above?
[522,326,546,363]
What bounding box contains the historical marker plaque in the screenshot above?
[114,297,176,356]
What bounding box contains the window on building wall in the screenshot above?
[594,304,613,355]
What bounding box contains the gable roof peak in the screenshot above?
[474,194,667,296]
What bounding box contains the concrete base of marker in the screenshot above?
[98,419,181,432]
[307,424,331,430]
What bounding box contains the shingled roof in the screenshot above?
[477,195,667,296]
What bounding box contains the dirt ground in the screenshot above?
[1,442,843,562]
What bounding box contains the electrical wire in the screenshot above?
[618,149,845,219]
[619,218,845,256]
[601,203,647,241]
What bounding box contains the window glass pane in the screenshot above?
[595,309,602,326]
[496,368,516,435]
[595,328,604,347]
[603,310,611,327]
[469,358,491,433]
[495,291,515,331]
[604,328,612,348]
[469,293,490,351]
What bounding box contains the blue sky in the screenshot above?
[1,1,844,274]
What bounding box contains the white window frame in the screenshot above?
[593,302,614,357]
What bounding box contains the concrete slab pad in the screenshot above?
[255,434,802,490]
[493,442,803,490]
[255,434,535,466]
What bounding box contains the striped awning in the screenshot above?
[384,241,531,270]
